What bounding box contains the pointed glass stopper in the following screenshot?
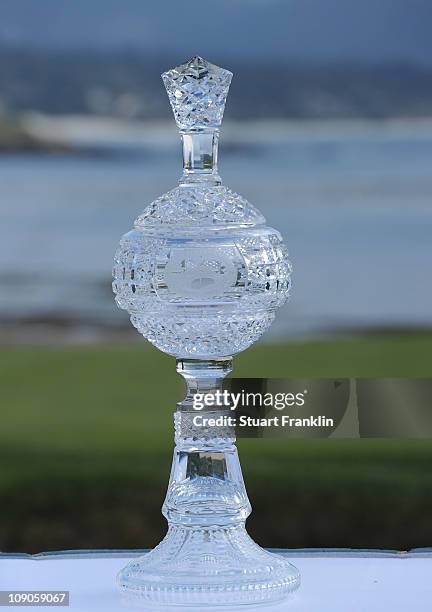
[162,56,233,131]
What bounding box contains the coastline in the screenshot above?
[3,113,432,154]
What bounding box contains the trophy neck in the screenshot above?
[176,357,232,408]
[180,130,221,186]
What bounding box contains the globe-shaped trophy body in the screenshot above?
[113,185,291,358]
[113,56,291,358]
[112,57,299,606]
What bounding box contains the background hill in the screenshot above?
[1,49,432,119]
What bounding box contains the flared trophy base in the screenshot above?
[118,524,300,606]
[118,359,300,606]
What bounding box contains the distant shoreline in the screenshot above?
[0,116,72,153]
[3,113,432,155]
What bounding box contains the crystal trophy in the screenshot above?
[113,57,300,605]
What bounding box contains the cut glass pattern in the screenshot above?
[113,228,291,358]
[162,56,232,130]
[135,184,265,228]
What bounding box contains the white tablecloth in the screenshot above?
[1,550,431,611]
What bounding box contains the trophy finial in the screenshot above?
[162,56,233,131]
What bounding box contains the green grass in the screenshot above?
[0,334,431,552]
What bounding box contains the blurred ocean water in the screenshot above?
[0,118,431,341]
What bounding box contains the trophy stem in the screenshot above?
[163,358,251,526]
[117,358,300,606]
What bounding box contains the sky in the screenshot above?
[0,0,431,65]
